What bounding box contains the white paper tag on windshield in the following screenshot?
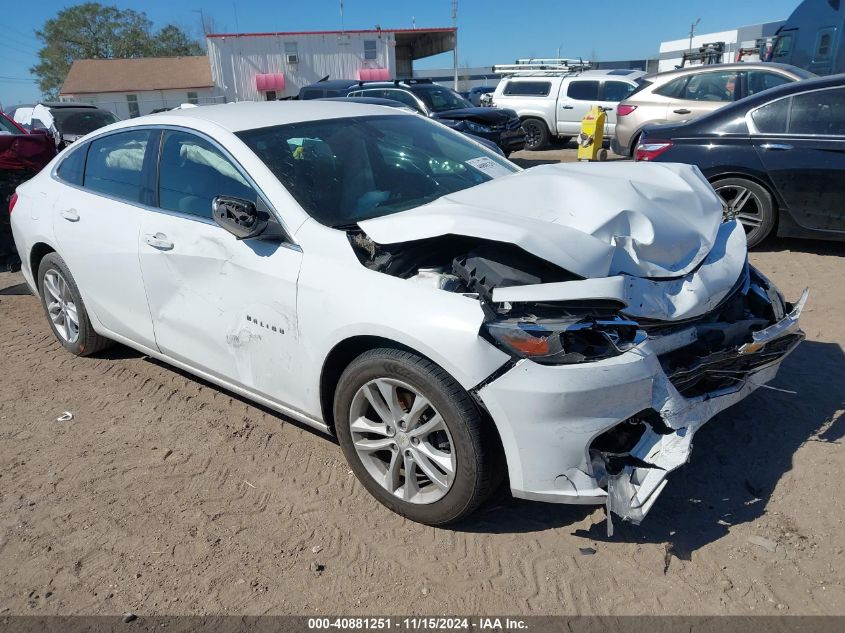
[466,157,512,179]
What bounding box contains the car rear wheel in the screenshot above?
[37,253,112,356]
[521,118,550,151]
[712,178,776,248]
[334,348,501,525]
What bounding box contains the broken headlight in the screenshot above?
[483,316,645,365]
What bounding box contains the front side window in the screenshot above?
[771,32,794,59]
[679,71,738,102]
[236,114,518,227]
[158,130,257,219]
[566,80,600,101]
[364,40,378,60]
[381,89,423,111]
[745,71,793,97]
[789,87,845,136]
[56,144,88,185]
[83,130,151,203]
[601,81,636,102]
[502,81,552,97]
[751,97,791,134]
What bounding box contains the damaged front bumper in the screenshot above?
[476,286,807,526]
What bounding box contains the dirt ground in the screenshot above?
[0,149,843,617]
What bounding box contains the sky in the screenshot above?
[0,0,801,108]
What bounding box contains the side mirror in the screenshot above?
[212,195,287,241]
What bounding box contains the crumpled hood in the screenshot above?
[358,162,725,280]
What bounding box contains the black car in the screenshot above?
[300,79,526,154]
[8,102,119,149]
[636,73,845,247]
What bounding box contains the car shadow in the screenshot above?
[454,340,844,549]
[755,236,845,257]
[0,282,30,296]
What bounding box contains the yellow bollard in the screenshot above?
[576,106,609,161]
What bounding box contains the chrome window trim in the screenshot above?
[50,123,301,250]
[746,85,845,138]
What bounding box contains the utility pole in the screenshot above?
[452,0,459,90]
[688,17,701,53]
[340,0,345,34]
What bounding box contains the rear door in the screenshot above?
[51,129,157,349]
[751,86,845,232]
[664,69,739,123]
[557,79,601,134]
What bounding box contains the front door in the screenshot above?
[137,129,303,401]
[557,79,601,135]
[52,129,157,349]
[752,86,845,232]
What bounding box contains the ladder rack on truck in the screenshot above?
[492,58,592,76]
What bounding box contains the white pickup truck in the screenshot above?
[490,68,646,150]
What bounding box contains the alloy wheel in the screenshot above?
[715,184,763,234]
[348,378,456,504]
[43,270,79,344]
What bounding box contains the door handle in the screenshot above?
[673,108,692,115]
[144,233,174,251]
[59,208,79,222]
[760,143,793,151]
[561,105,574,109]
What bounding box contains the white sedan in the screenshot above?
[9,102,806,527]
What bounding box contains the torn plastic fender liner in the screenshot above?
[492,220,748,322]
[739,287,808,354]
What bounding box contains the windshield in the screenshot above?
[415,87,474,113]
[52,109,119,135]
[236,114,518,228]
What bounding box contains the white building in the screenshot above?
[59,56,223,118]
[658,21,785,72]
[206,27,457,101]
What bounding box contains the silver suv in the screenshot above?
[612,62,814,157]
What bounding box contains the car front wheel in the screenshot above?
[334,348,501,525]
[37,253,112,356]
[521,118,549,151]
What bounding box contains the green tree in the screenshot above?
[32,2,203,98]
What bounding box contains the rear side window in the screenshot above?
[789,87,845,136]
[678,71,738,102]
[83,130,151,203]
[746,71,793,97]
[653,77,687,98]
[751,97,791,134]
[502,81,551,96]
[56,145,88,186]
[567,81,600,101]
[602,81,636,102]
[158,130,257,219]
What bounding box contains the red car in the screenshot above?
[1,111,56,271]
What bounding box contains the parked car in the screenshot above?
[9,102,119,149]
[467,86,496,106]
[635,73,845,248]
[1,111,56,271]
[321,96,507,156]
[301,79,526,155]
[769,0,845,76]
[298,79,362,100]
[10,102,805,526]
[613,63,814,157]
[490,69,647,150]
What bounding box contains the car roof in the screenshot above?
[644,62,813,82]
[117,100,411,133]
[504,69,646,81]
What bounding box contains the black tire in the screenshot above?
[522,118,550,151]
[37,252,112,356]
[710,177,776,248]
[334,348,502,525]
